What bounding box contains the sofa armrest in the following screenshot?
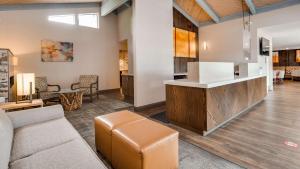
[7,105,64,129]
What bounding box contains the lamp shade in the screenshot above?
[17,73,35,96]
[12,56,18,66]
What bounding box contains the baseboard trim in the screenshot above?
[134,101,165,111]
[99,88,120,94]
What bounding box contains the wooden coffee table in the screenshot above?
[0,99,44,112]
[59,89,86,111]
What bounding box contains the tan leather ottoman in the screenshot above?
[94,110,145,162]
[112,119,179,169]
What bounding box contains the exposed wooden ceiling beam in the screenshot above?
[244,0,256,14]
[173,1,199,27]
[195,0,219,23]
[101,0,128,16]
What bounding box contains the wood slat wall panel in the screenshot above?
[0,0,101,5]
[206,0,248,17]
[253,0,283,7]
[175,0,211,22]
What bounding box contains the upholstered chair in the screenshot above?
[35,77,61,103]
[71,75,99,102]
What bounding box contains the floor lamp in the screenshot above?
[16,73,35,103]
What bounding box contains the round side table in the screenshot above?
[59,89,85,111]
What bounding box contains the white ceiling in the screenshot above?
[262,22,300,50]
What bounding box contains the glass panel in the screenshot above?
[189,32,196,58]
[48,14,75,25]
[78,13,99,29]
[175,28,189,57]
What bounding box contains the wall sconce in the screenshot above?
[203,41,208,51]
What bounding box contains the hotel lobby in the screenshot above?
[1,0,300,169]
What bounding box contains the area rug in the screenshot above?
[66,96,243,169]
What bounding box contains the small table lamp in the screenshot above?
[16,73,35,103]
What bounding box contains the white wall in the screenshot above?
[118,7,133,74]
[132,0,173,107]
[0,4,120,90]
[198,4,300,90]
[199,20,244,62]
[199,4,300,63]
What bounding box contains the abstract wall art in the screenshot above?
[41,40,73,62]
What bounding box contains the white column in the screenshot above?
[132,0,174,107]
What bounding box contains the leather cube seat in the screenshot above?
[94,110,145,162]
[112,119,179,169]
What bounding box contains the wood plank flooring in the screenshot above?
[140,81,300,169]
[178,81,300,169]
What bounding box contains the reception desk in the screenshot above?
[164,74,267,135]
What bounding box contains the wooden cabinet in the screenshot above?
[121,75,134,99]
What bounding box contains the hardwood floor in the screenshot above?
[141,81,300,169]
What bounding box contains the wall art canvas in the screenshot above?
[41,40,73,62]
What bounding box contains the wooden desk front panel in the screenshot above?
[206,81,249,130]
[166,85,207,134]
[166,77,267,135]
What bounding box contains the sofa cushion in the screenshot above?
[10,118,80,162]
[7,105,64,129]
[10,139,107,169]
[0,111,14,169]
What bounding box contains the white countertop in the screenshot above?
[164,74,267,88]
[174,73,188,76]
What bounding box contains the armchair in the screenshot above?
[35,77,61,103]
[71,75,99,102]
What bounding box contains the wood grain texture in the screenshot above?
[166,84,207,134]
[206,0,248,17]
[175,0,211,22]
[206,81,249,130]
[0,0,101,4]
[166,77,267,135]
[175,0,286,23]
[121,75,134,99]
[253,0,283,7]
[247,76,267,105]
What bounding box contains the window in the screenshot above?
[48,14,75,25]
[78,13,99,29]
[173,27,197,58]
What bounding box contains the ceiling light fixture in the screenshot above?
[242,0,252,62]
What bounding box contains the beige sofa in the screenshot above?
[0,105,107,169]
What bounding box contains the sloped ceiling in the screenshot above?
[175,0,292,24]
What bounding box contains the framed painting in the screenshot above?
[41,40,73,62]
